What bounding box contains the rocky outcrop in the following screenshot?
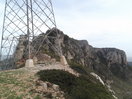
[14,28,128,79]
[95,48,128,79]
[13,35,28,68]
[32,80,65,99]
[90,72,105,85]
[32,28,128,80]
[14,35,27,62]
[95,48,127,65]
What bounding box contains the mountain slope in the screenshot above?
[33,28,128,79]
[0,63,115,99]
[4,28,132,99]
[128,62,132,66]
[32,28,132,99]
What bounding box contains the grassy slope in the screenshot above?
[0,67,114,99]
[0,69,39,99]
[1,62,131,99]
[111,66,132,99]
[69,62,132,99]
[111,76,132,99]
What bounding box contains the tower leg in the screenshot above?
[60,55,68,66]
[25,59,34,67]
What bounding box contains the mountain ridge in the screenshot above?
[128,57,132,62]
[4,28,132,99]
[32,28,128,79]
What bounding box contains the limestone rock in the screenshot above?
[39,82,48,91]
[36,53,55,64]
[37,53,51,62]
[33,80,65,99]
[52,84,59,91]
[34,28,128,79]
[51,58,56,63]
[95,48,127,65]
[14,35,27,62]
[14,28,129,80]
[95,48,128,79]
[90,72,105,85]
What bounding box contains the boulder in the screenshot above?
[52,84,59,91]
[41,83,48,90]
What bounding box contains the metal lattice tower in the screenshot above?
[0,0,59,68]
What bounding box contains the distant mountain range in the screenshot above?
[128,62,132,66]
[128,57,132,62]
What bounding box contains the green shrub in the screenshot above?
[68,61,87,74]
[37,70,76,92]
[34,95,41,99]
[72,75,113,99]
[37,70,114,99]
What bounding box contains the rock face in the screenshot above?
[33,28,128,80]
[90,72,105,85]
[14,35,27,62]
[14,35,28,68]
[94,48,128,79]
[14,28,128,79]
[95,48,127,65]
[32,80,65,99]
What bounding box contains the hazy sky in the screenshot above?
[0,0,132,59]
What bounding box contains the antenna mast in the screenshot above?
[0,0,58,69]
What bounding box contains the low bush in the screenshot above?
[37,70,76,92]
[68,61,87,74]
[37,70,114,99]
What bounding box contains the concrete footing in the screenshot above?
[25,59,34,67]
[60,55,68,66]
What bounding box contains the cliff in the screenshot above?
[32,28,128,80]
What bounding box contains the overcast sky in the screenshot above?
[0,0,132,60]
[52,0,132,59]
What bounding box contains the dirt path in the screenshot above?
[20,62,79,76]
